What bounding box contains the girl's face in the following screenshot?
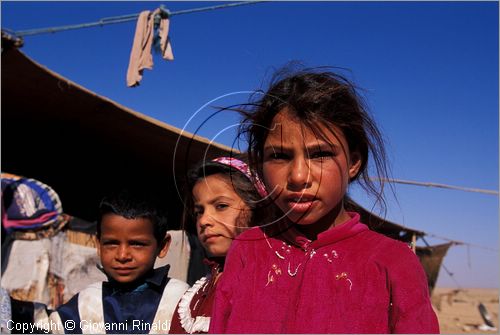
[262,109,362,228]
[192,174,250,257]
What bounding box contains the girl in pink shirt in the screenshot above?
[169,156,267,334]
[210,68,439,334]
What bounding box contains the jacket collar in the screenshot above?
[277,212,367,250]
[99,264,171,291]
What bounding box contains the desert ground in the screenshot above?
[432,288,499,334]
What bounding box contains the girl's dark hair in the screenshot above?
[182,155,268,235]
[239,65,391,215]
[97,189,168,244]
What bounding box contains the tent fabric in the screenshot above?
[1,30,23,48]
[2,44,234,225]
[416,243,454,295]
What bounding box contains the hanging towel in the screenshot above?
[158,12,174,61]
[126,8,174,87]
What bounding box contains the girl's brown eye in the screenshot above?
[216,203,229,210]
[269,152,288,160]
[311,151,333,159]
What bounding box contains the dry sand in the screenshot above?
[432,287,499,334]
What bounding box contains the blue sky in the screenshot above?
[2,1,498,288]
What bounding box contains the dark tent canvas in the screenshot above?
[1,43,233,224]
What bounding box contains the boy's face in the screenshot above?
[97,213,170,284]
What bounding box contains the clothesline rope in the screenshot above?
[424,233,498,252]
[12,1,268,37]
[371,177,499,196]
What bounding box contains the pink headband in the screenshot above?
[212,157,268,198]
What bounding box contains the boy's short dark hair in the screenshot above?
[97,190,168,243]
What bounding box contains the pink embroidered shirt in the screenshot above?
[209,213,439,334]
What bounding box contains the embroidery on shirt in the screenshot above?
[266,271,274,286]
[263,232,305,282]
[335,272,353,291]
[324,249,339,263]
[275,250,285,259]
[307,249,317,259]
[287,262,301,276]
[281,241,292,255]
[272,263,282,275]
